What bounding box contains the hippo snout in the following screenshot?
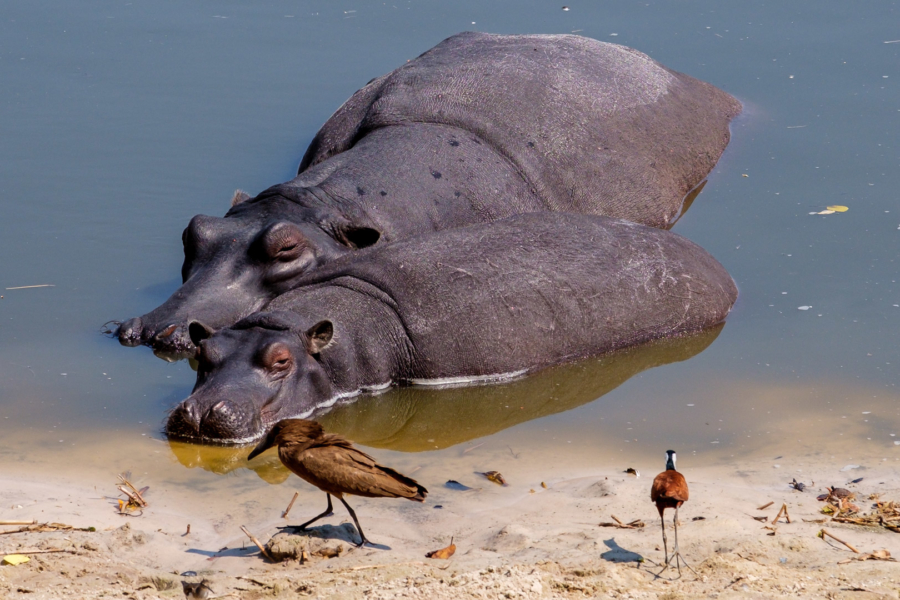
[116,317,144,347]
[166,397,263,443]
[151,323,194,353]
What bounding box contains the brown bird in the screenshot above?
[247,419,428,547]
[650,449,694,576]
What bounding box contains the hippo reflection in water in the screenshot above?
[167,325,723,474]
[165,213,738,444]
[117,31,740,356]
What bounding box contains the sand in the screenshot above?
[1,452,898,600]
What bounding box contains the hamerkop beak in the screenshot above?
[246,428,277,461]
[259,418,427,547]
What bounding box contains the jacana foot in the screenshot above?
[655,550,698,579]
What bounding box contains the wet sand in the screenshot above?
[1,403,898,599]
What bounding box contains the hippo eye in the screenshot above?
[262,223,306,262]
[260,342,293,374]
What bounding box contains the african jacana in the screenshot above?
[247,419,428,547]
[650,449,692,576]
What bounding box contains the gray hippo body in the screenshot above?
[166,212,738,443]
[117,32,740,356]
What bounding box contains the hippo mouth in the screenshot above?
[116,317,198,357]
[166,397,266,445]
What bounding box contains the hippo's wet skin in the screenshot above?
[166,213,738,443]
[117,32,740,356]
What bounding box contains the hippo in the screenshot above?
[165,212,738,443]
[117,31,741,356]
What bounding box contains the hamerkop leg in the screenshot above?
[338,496,371,547]
[280,493,335,532]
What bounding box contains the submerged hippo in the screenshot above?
[117,31,741,355]
[166,212,738,443]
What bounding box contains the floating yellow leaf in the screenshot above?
[826,205,849,212]
[2,554,30,566]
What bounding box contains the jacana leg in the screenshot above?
[658,509,669,573]
[281,493,334,531]
[673,507,682,577]
[338,496,371,547]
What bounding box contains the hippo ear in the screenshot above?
[188,321,215,346]
[305,320,334,355]
[231,189,251,206]
[336,224,381,249]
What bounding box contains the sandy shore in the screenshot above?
[1,451,898,599]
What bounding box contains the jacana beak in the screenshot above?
[247,428,276,460]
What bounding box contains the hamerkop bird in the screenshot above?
[247,419,427,547]
[650,449,696,577]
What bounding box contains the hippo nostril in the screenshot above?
[182,400,203,432]
[117,317,143,346]
[211,400,232,415]
[157,324,180,339]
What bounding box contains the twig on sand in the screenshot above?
[756,501,774,511]
[117,474,148,507]
[772,503,792,524]
[0,521,37,526]
[236,575,274,588]
[1,522,90,535]
[819,528,860,553]
[240,525,274,561]
[599,515,645,529]
[0,548,77,555]
[462,442,485,455]
[282,492,299,519]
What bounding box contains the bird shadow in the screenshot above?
[185,546,258,559]
[599,537,644,563]
[276,523,392,550]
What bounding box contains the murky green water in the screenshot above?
[1,1,898,489]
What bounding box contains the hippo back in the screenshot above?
[284,212,738,380]
[299,32,742,229]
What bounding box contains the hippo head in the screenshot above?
[116,190,379,357]
[165,311,335,443]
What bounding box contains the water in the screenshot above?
[1,1,899,494]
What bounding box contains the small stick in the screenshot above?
[117,475,148,507]
[0,548,76,555]
[820,529,860,553]
[240,525,274,561]
[611,515,624,526]
[5,284,55,290]
[0,521,37,526]
[782,504,792,523]
[236,576,274,589]
[462,442,485,454]
[183,524,191,536]
[282,492,299,519]
[756,501,774,511]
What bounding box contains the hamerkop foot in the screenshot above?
[248,419,428,548]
